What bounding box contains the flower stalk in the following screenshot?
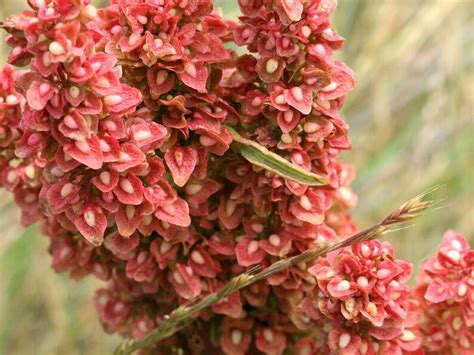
[114,192,433,355]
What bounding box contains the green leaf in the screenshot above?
[226,126,328,186]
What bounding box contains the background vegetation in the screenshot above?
[0,0,472,354]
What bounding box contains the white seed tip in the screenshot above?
[120,179,135,194]
[185,183,202,195]
[263,328,274,342]
[400,330,416,342]
[337,280,350,291]
[339,333,351,349]
[160,241,172,254]
[104,95,123,106]
[300,196,312,211]
[269,234,281,247]
[49,41,65,55]
[60,183,74,198]
[247,240,259,254]
[231,329,242,345]
[266,58,279,74]
[84,210,96,227]
[191,251,205,265]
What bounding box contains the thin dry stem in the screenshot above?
[114,192,433,355]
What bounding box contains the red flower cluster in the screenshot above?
[414,230,473,354]
[0,0,356,352]
[299,240,423,354]
[0,65,25,195]
[2,0,145,246]
[0,1,470,354]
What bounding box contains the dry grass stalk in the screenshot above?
[114,191,434,355]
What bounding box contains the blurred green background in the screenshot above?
[0,0,473,354]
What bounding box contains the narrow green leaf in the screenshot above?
[226,126,328,186]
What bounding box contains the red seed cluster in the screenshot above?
[302,240,423,354]
[0,1,471,354]
[414,230,473,354]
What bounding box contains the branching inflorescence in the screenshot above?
[0,1,471,354]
